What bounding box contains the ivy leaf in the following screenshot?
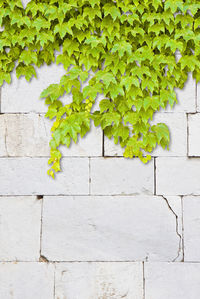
[19,50,37,65]
[0,71,11,85]
[33,17,50,31]
[109,83,125,99]
[40,84,65,102]
[152,123,170,148]
[83,83,102,99]
[90,0,100,8]
[96,71,117,88]
[104,4,121,21]
[114,124,130,142]
[101,112,121,129]
[111,41,132,57]
[56,54,75,70]
[54,22,73,38]
[16,65,37,81]
[99,99,114,113]
[179,55,200,71]
[165,0,184,13]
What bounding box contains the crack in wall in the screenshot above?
[39,196,44,261]
[181,196,185,261]
[53,266,56,299]
[162,196,183,262]
[142,262,145,299]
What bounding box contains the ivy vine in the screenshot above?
[0,0,200,177]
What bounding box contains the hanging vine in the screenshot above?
[0,0,200,177]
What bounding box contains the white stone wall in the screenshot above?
[0,65,200,298]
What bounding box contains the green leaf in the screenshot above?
[1,0,199,177]
[152,123,170,148]
[99,99,114,113]
[16,65,37,81]
[104,4,121,21]
[40,84,65,102]
[111,41,132,58]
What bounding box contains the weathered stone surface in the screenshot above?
[90,158,154,195]
[1,63,66,113]
[0,114,49,157]
[41,196,182,261]
[0,196,41,261]
[0,158,89,195]
[188,113,200,156]
[0,263,54,299]
[156,157,200,195]
[55,262,143,299]
[145,262,200,299]
[183,196,200,261]
[0,114,102,157]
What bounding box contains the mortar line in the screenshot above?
[195,80,198,112]
[186,113,189,157]
[0,87,1,114]
[2,260,200,263]
[0,155,190,159]
[89,157,91,195]
[102,131,105,156]
[0,111,189,115]
[154,157,156,195]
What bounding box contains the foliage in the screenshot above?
[0,0,200,177]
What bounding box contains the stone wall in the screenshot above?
[0,60,200,298]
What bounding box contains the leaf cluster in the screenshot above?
[1,0,200,177]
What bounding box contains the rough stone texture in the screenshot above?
[145,262,200,299]
[0,114,49,157]
[104,113,187,157]
[90,158,154,195]
[188,113,200,156]
[55,262,143,299]
[183,196,200,262]
[1,63,66,113]
[0,114,102,157]
[156,157,200,195]
[0,196,41,261]
[41,196,182,261]
[0,158,89,195]
[0,263,54,299]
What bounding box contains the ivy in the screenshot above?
[0,0,200,177]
